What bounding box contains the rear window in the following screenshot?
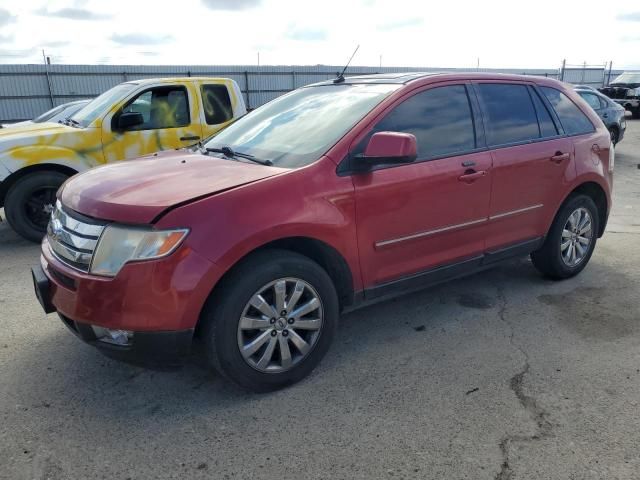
[529,87,558,138]
[476,83,540,146]
[201,84,233,125]
[540,86,595,136]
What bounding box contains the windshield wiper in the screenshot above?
[59,117,80,127]
[205,146,273,166]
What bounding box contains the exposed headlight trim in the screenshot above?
[90,225,189,277]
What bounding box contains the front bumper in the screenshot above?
[34,237,224,365]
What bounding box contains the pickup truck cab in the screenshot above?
[0,77,246,241]
[599,72,640,119]
[33,73,613,392]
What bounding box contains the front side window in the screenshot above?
[117,86,190,131]
[540,86,595,136]
[204,83,400,168]
[476,83,540,146]
[201,84,233,125]
[362,85,476,160]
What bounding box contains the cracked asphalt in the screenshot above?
[1,119,639,480]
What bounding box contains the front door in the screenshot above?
[351,84,493,289]
[102,83,203,163]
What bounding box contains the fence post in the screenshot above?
[244,70,250,110]
[292,70,296,90]
[559,59,566,82]
[606,61,613,86]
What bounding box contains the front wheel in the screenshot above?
[4,171,68,242]
[201,249,339,392]
[531,194,599,279]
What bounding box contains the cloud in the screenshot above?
[111,33,174,45]
[0,7,16,26]
[286,28,328,41]
[43,40,70,48]
[617,12,640,21]
[201,0,260,10]
[0,33,14,43]
[620,35,640,42]
[0,48,36,60]
[35,7,112,20]
[377,17,423,31]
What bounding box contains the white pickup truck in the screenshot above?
[0,77,246,241]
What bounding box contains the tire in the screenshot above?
[4,171,68,243]
[201,249,339,392]
[632,107,640,120]
[531,194,599,280]
[609,127,619,145]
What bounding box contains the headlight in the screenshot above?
[90,225,189,277]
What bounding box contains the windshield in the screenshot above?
[204,83,400,168]
[70,83,137,127]
[610,72,640,85]
[34,101,88,123]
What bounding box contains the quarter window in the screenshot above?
[118,86,190,131]
[476,84,540,146]
[366,85,476,160]
[540,86,595,136]
[201,84,233,125]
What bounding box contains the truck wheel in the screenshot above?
[201,249,339,392]
[4,171,68,243]
[531,194,599,280]
[633,107,640,120]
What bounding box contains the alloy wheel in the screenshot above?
[25,187,57,231]
[237,277,323,373]
[560,207,593,267]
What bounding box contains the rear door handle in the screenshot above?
[550,152,570,164]
[180,135,200,141]
[458,170,486,183]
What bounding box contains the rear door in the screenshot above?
[351,83,493,288]
[474,82,574,251]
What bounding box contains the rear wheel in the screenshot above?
[4,171,68,242]
[201,249,339,392]
[531,194,599,279]
[609,127,619,145]
[632,107,640,119]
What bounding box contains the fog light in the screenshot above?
[92,326,134,346]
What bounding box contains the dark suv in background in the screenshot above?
[599,72,640,119]
[575,87,626,144]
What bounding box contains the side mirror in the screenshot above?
[117,112,144,130]
[354,132,417,172]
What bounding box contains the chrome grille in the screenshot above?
[47,201,105,272]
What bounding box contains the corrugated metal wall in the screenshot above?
[0,64,623,122]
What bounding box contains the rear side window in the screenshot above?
[578,92,602,110]
[540,86,595,136]
[476,83,539,146]
[369,85,476,160]
[201,84,233,125]
[529,87,558,138]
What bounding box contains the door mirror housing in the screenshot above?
[353,132,417,172]
[116,112,144,131]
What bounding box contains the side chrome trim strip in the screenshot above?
[375,218,487,248]
[374,204,544,249]
[489,204,543,221]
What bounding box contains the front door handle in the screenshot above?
[550,152,570,164]
[180,135,201,141]
[458,170,486,183]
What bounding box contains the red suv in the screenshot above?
[32,73,613,391]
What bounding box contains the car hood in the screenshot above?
[60,150,289,224]
[0,121,68,139]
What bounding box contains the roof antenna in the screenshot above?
[334,45,360,84]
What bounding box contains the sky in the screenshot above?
[0,0,639,69]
